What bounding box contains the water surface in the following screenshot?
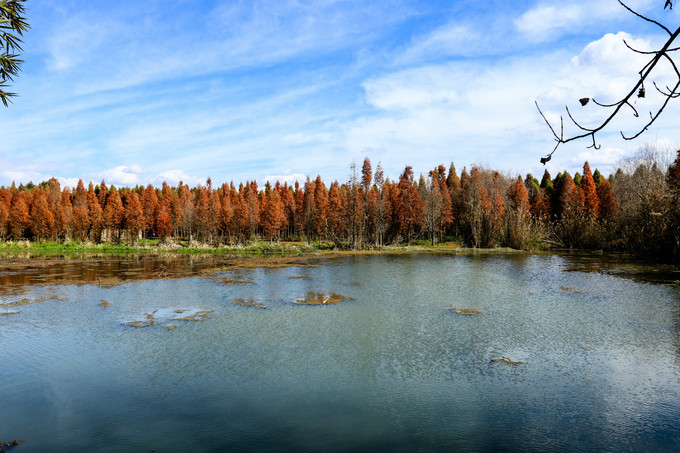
[1,252,679,452]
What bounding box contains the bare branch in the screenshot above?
[536,2,680,163]
[618,0,672,35]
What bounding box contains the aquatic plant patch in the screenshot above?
[0,311,21,316]
[295,292,354,305]
[233,297,268,309]
[491,356,525,365]
[122,308,213,328]
[448,307,482,315]
[0,295,69,308]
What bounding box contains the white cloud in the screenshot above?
[515,5,584,42]
[47,14,123,71]
[1,170,45,185]
[571,32,652,76]
[6,0,680,189]
[153,170,204,187]
[96,166,142,187]
[58,178,81,190]
[514,0,654,42]
[38,0,418,95]
[362,67,461,111]
[262,173,306,186]
[0,171,81,190]
[344,54,568,176]
[536,31,680,152]
[397,24,480,63]
[568,147,627,172]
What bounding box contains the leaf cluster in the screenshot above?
[1,0,28,106]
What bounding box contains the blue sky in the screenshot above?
[2,0,680,188]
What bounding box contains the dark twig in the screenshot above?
[536,1,680,164]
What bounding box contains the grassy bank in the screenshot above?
[0,239,506,258]
[0,239,320,256]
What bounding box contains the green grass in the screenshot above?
[0,238,471,257]
[0,239,322,257]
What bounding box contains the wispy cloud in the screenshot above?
[95,166,143,187]
[514,0,657,43]
[153,170,204,187]
[262,173,306,186]
[3,0,680,188]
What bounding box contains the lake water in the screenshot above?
[1,252,680,452]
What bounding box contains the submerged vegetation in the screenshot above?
[491,357,525,365]
[0,440,24,452]
[0,295,69,308]
[0,311,20,316]
[216,278,255,286]
[448,307,482,315]
[122,308,213,328]
[233,297,268,309]
[1,148,679,260]
[295,292,354,305]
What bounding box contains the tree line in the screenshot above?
[1,151,679,260]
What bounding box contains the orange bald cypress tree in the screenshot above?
[217,183,233,242]
[489,172,506,245]
[142,184,159,237]
[103,188,124,242]
[243,181,260,239]
[293,181,305,238]
[276,182,293,239]
[156,200,173,241]
[56,186,72,239]
[313,176,328,238]
[581,162,600,219]
[71,180,89,240]
[193,185,213,243]
[123,191,144,242]
[460,167,491,247]
[327,181,345,243]
[446,162,461,237]
[0,187,10,239]
[261,184,285,241]
[597,178,617,219]
[423,169,445,245]
[30,189,55,240]
[506,176,531,249]
[394,166,424,246]
[559,174,584,218]
[231,188,249,243]
[87,183,103,242]
[508,176,529,212]
[9,192,30,240]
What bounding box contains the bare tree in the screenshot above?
[536,1,679,164]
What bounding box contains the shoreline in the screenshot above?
[0,239,527,258]
[0,243,677,293]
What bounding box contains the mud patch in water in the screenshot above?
[0,311,21,316]
[233,297,268,309]
[448,307,482,315]
[491,356,525,365]
[122,308,213,328]
[295,292,354,305]
[0,295,69,309]
[214,278,255,286]
[559,286,583,294]
[0,439,24,451]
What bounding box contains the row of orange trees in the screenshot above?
[1,154,679,257]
